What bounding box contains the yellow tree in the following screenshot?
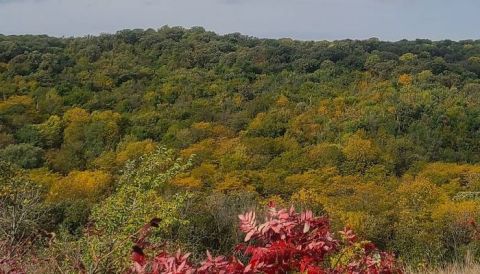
[115,139,156,166]
[393,178,448,263]
[398,73,413,86]
[342,133,380,174]
[48,170,112,202]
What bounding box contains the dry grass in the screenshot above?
[408,255,480,274]
[411,264,480,274]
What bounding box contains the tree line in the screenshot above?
[1,27,480,271]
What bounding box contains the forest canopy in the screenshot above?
[2,27,480,272]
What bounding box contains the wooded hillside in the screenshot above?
[2,27,480,272]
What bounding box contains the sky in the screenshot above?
[0,0,479,41]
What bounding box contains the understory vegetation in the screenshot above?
[2,27,480,272]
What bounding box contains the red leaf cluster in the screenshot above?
[128,205,402,274]
[238,206,336,273]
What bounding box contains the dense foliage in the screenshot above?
[2,27,480,271]
[129,205,401,273]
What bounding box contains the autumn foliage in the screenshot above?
[129,204,402,274]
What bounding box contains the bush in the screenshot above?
[128,204,402,273]
[0,143,44,169]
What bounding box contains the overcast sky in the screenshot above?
[0,0,479,41]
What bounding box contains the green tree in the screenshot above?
[0,143,44,169]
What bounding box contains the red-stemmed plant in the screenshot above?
[128,204,402,274]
